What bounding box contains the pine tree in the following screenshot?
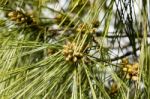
[0,0,149,98]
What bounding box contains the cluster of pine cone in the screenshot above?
[121,58,139,81]
[7,11,34,24]
[76,23,96,34]
[62,42,83,62]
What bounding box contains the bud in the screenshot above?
[17,14,22,18]
[133,63,138,69]
[122,67,127,72]
[126,74,130,79]
[73,57,77,62]
[126,64,132,68]
[73,52,80,56]
[10,17,17,21]
[62,50,68,55]
[132,76,138,81]
[132,70,138,75]
[79,53,83,57]
[128,68,132,73]
[67,55,72,60]
[65,57,70,61]
[66,55,71,61]
[21,17,25,22]
[68,50,73,54]
[122,58,128,64]
[8,11,16,17]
